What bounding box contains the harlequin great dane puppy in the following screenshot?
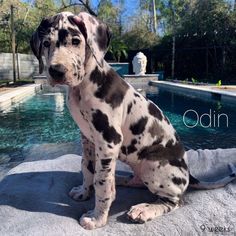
[30,11,236,230]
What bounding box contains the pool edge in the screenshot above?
[0,84,42,112]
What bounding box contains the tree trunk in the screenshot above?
[10,5,16,83]
[16,44,20,80]
[152,0,157,34]
[222,46,226,68]
[171,35,175,79]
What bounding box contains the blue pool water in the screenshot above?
[0,92,80,157]
[0,86,235,163]
[146,87,236,149]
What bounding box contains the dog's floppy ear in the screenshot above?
[30,15,59,74]
[30,30,44,74]
[69,12,112,68]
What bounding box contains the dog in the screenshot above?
[30,11,236,230]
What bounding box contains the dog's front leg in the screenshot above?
[69,135,95,201]
[79,142,121,230]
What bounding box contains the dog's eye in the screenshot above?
[43,41,50,48]
[72,38,81,46]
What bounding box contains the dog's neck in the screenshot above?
[68,56,111,102]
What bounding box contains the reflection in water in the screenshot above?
[54,93,64,113]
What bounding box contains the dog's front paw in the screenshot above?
[69,185,90,201]
[79,210,107,230]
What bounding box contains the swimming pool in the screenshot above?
[146,86,236,149]
[0,91,81,162]
[0,86,235,163]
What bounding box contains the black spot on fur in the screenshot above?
[58,29,68,43]
[90,67,128,109]
[130,117,148,135]
[189,174,200,185]
[160,185,164,188]
[148,120,164,138]
[134,93,140,98]
[169,158,188,170]
[172,177,187,185]
[148,102,163,121]
[160,197,179,206]
[121,146,127,155]
[89,185,94,192]
[127,139,138,154]
[96,24,111,51]
[99,180,106,185]
[92,109,121,144]
[144,182,149,185]
[127,102,133,114]
[101,158,112,169]
[89,16,96,24]
[37,14,63,40]
[89,66,103,85]
[87,160,94,174]
[99,197,110,203]
[68,15,87,40]
[138,139,185,163]
[56,40,60,48]
[67,27,81,37]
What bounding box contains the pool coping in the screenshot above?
[149,81,236,103]
[0,84,42,112]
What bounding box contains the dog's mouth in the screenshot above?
[48,73,80,87]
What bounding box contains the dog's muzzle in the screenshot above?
[49,64,67,81]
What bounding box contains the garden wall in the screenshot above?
[0,53,40,81]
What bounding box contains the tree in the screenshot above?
[122,1,160,50]
[109,37,128,62]
[97,0,120,36]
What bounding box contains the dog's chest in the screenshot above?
[67,94,93,140]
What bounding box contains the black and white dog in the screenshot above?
[30,12,236,230]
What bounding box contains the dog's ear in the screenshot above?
[30,15,59,74]
[30,30,44,74]
[69,12,112,68]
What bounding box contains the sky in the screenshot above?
[90,0,139,19]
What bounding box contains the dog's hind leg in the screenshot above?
[127,159,188,223]
[127,197,180,223]
[116,174,145,188]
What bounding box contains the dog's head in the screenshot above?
[30,12,111,86]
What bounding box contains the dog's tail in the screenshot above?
[189,163,236,189]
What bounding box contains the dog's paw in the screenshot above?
[79,210,107,230]
[69,185,90,201]
[127,203,152,223]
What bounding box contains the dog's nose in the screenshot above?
[49,64,67,80]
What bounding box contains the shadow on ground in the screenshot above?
[0,170,157,223]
